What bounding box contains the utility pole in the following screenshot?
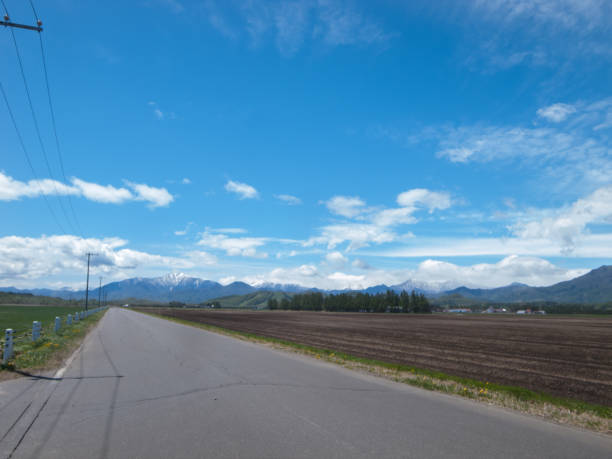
[84,252,97,311]
[98,277,102,307]
[1,15,43,32]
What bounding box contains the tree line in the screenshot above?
[267,290,431,313]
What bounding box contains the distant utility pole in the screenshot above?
[84,252,97,311]
[98,277,102,307]
[1,14,43,32]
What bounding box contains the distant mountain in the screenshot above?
[444,266,612,304]
[3,266,610,305]
[2,273,258,303]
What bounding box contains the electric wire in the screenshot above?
[33,2,85,237]
[27,0,39,21]
[2,3,78,235]
[0,0,9,18]
[1,81,67,235]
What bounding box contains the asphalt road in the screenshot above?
[1,308,610,459]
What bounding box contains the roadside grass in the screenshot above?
[137,309,611,435]
[0,309,107,380]
[0,305,84,333]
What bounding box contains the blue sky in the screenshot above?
[1,0,612,290]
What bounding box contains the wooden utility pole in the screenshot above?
[84,252,97,311]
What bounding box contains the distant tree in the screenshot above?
[268,298,279,310]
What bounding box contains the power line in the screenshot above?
[35,14,85,237]
[2,2,78,235]
[27,0,39,22]
[0,81,67,234]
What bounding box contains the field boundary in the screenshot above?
[0,308,108,381]
[135,308,611,435]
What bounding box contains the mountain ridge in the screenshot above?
[2,265,611,304]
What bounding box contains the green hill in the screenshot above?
[0,291,80,306]
[210,291,293,309]
[445,266,612,304]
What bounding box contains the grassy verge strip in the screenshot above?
[138,309,611,435]
[0,309,107,379]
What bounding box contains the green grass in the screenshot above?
[0,305,85,334]
[1,308,107,373]
[137,308,612,427]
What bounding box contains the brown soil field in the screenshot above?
[140,309,612,407]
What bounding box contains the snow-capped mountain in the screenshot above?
[0,273,446,303]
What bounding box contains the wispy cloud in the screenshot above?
[324,195,366,218]
[537,103,577,122]
[202,0,395,56]
[377,98,612,192]
[197,231,268,258]
[275,194,302,205]
[148,101,176,120]
[225,180,259,199]
[443,0,612,71]
[311,189,451,251]
[0,171,174,208]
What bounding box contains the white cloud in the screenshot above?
[311,189,450,251]
[307,223,398,251]
[125,181,174,207]
[219,276,237,285]
[181,178,191,184]
[205,227,248,234]
[174,222,194,236]
[242,255,587,291]
[185,250,218,265]
[436,126,580,164]
[0,172,175,208]
[352,258,373,270]
[0,172,78,200]
[376,233,612,259]
[370,207,417,227]
[71,178,133,204]
[275,194,302,205]
[0,235,197,287]
[511,185,612,253]
[325,195,366,218]
[225,180,259,199]
[429,103,612,191]
[537,103,576,122]
[396,188,451,212]
[197,232,268,258]
[411,255,587,289]
[324,251,347,268]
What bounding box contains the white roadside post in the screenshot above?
[3,329,13,364]
[67,314,72,325]
[54,316,61,333]
[32,321,42,341]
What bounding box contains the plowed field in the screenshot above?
[140,309,612,406]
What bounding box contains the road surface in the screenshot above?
[1,307,610,458]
